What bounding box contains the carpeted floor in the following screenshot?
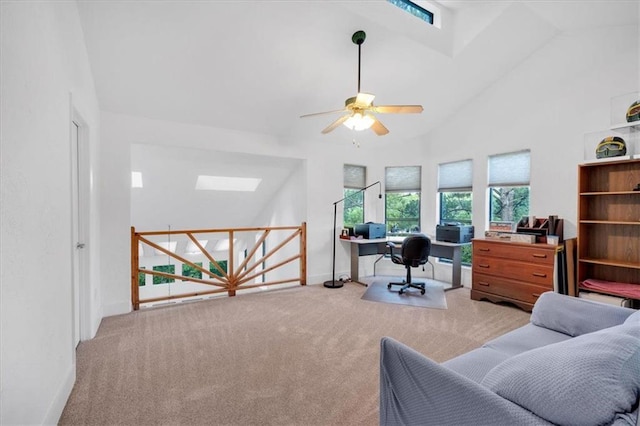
[59,282,530,425]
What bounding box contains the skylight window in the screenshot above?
[195,175,262,192]
[213,239,237,252]
[185,240,208,254]
[131,171,143,188]
[388,0,434,25]
[154,241,177,256]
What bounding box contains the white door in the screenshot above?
[71,116,89,346]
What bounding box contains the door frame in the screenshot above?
[70,100,91,345]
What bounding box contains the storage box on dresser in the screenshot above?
[578,158,640,304]
[471,239,561,312]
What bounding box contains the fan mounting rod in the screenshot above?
[352,30,366,94]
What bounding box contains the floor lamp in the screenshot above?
[324,181,382,288]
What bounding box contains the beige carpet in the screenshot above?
[361,278,447,309]
[59,283,530,425]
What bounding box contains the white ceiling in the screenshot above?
[77,0,639,143]
[78,1,638,228]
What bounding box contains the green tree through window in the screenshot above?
[343,188,364,228]
[182,262,202,280]
[138,266,146,286]
[490,187,530,222]
[440,192,473,265]
[386,192,420,234]
[153,264,175,285]
[209,260,228,277]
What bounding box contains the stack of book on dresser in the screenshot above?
[484,216,564,244]
[484,231,536,243]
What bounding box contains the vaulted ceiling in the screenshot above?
[77,1,639,144]
[78,1,638,229]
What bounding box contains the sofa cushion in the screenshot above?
[483,323,571,357]
[530,291,635,337]
[481,323,640,426]
[624,309,640,326]
[442,347,511,384]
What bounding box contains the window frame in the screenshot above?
[385,166,422,236]
[437,160,473,265]
[343,164,367,228]
[487,150,531,223]
[387,0,434,25]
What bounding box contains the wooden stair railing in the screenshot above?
[131,223,307,310]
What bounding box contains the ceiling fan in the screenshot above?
[300,30,423,136]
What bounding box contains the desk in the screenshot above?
[342,237,469,290]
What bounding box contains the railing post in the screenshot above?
[300,222,307,286]
[228,230,236,297]
[131,226,140,310]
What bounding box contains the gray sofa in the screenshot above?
[380,292,640,425]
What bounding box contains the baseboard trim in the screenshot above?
[43,363,75,425]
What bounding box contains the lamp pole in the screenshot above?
[324,181,382,288]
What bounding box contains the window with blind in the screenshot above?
[488,150,530,222]
[385,166,421,235]
[438,159,473,226]
[343,164,366,228]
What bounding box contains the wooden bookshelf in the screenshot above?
[577,158,640,301]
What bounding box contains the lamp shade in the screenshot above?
[343,112,375,131]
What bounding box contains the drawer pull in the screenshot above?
[532,272,547,278]
[478,264,490,268]
[478,248,490,252]
[532,254,548,258]
[477,281,490,286]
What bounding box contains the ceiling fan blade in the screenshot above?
[371,118,389,136]
[354,92,375,107]
[373,105,424,114]
[321,114,350,134]
[300,108,347,118]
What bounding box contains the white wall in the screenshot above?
[0,2,101,424]
[410,23,638,285]
[99,4,639,312]
[100,112,420,313]
[422,24,639,235]
[100,112,310,314]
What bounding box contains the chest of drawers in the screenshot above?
[471,239,561,312]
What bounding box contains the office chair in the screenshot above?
[387,234,432,295]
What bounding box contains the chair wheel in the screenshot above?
[421,289,425,295]
[399,289,404,295]
[387,283,392,289]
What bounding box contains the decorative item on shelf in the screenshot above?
[596,136,626,159]
[634,183,640,192]
[488,221,514,232]
[516,215,563,244]
[626,100,640,122]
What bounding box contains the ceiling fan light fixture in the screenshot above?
[300,30,422,137]
[343,112,375,131]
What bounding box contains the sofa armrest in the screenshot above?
[531,292,636,337]
[379,337,551,426]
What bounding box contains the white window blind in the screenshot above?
[438,160,472,192]
[344,164,366,189]
[385,166,421,192]
[488,150,530,187]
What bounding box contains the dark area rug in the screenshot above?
[361,280,447,309]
